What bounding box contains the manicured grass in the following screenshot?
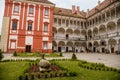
[0,61,29,80]
[0,61,120,80]
[38,61,120,80]
[15,52,61,57]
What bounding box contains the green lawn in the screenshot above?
[39,61,120,80]
[0,61,120,80]
[15,52,61,57]
[0,62,29,80]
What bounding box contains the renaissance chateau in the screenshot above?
[0,0,120,53]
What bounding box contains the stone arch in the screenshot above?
[66,28,73,34]
[93,41,99,46]
[93,27,98,35]
[100,40,106,46]
[88,42,92,47]
[53,27,57,33]
[74,29,80,35]
[88,29,92,35]
[81,30,86,35]
[66,41,73,46]
[108,39,117,45]
[74,42,81,47]
[52,41,57,46]
[117,18,120,31]
[58,41,65,46]
[58,28,65,33]
[99,24,106,34]
[107,21,116,32]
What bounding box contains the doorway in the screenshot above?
[58,47,61,52]
[102,48,105,53]
[93,47,96,52]
[66,47,68,52]
[26,45,31,52]
[66,34,69,39]
[111,47,114,53]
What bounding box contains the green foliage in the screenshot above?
[60,52,63,57]
[13,51,17,56]
[71,53,77,60]
[0,51,3,61]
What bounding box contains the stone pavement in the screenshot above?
[2,53,120,69]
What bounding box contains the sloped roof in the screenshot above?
[87,0,117,18]
[54,7,86,19]
[26,0,54,5]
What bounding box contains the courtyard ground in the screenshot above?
[2,53,120,69]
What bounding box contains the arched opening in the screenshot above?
[52,41,57,52]
[93,41,99,53]
[88,29,92,40]
[74,29,80,35]
[74,42,81,52]
[117,18,120,32]
[107,21,116,33]
[108,39,117,53]
[58,28,65,33]
[66,41,73,52]
[93,27,98,36]
[81,30,87,39]
[99,25,106,35]
[88,42,93,52]
[66,29,73,39]
[100,40,106,53]
[58,41,65,52]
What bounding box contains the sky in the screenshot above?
[0,0,104,34]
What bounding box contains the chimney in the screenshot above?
[72,5,76,13]
[98,0,101,6]
[77,6,80,12]
[87,9,89,13]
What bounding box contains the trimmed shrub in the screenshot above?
[60,52,63,57]
[0,51,3,61]
[13,51,17,56]
[71,53,77,60]
[19,75,23,80]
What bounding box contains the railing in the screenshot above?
[53,36,86,41]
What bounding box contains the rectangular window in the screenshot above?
[45,9,49,16]
[44,24,48,32]
[11,42,16,49]
[27,23,32,31]
[29,7,34,14]
[43,42,48,50]
[14,5,19,12]
[12,22,17,30]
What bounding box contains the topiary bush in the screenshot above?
[0,51,3,61]
[60,52,63,57]
[13,51,17,56]
[71,53,77,60]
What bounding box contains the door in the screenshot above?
[102,48,105,53]
[58,47,61,52]
[26,45,31,52]
[93,47,96,52]
[111,47,114,53]
[66,34,69,39]
[66,47,68,52]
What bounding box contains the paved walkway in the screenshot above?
[2,53,120,69]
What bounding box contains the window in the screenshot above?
[44,24,48,32]
[14,5,19,12]
[45,9,49,15]
[27,22,32,31]
[12,21,17,30]
[29,7,34,14]
[43,42,48,50]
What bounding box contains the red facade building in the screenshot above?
[1,0,54,53]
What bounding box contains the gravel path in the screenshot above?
[2,53,120,69]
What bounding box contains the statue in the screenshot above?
[39,53,51,72]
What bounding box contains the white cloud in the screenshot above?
[0,0,104,34]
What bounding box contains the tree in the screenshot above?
[0,51,3,61]
[71,53,77,60]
